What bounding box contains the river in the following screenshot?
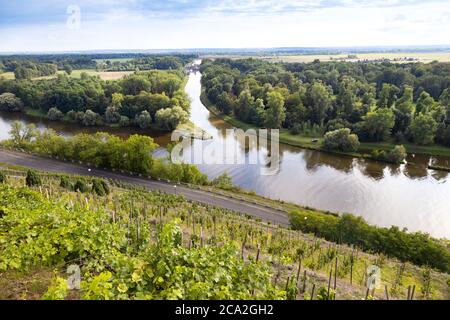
[1,68,449,238]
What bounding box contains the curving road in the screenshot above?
[0,149,289,226]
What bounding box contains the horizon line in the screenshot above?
[1,44,450,56]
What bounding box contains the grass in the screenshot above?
[0,72,15,80]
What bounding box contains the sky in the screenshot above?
[0,0,449,53]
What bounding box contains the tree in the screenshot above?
[409,113,437,145]
[264,91,286,128]
[9,122,36,146]
[63,65,73,75]
[416,91,436,114]
[304,81,333,126]
[46,107,64,121]
[323,128,360,152]
[119,116,130,127]
[394,86,415,133]
[105,106,121,124]
[135,110,152,129]
[235,90,254,122]
[0,93,23,112]
[359,108,395,142]
[82,110,101,126]
[155,106,189,131]
[377,84,400,108]
[336,76,357,119]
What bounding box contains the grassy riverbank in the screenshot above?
[200,91,450,159]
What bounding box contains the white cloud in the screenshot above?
[0,0,449,52]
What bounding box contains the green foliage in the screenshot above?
[0,171,6,184]
[73,180,89,193]
[371,145,407,164]
[358,108,395,142]
[25,169,41,187]
[0,183,283,300]
[135,110,152,129]
[0,62,190,131]
[0,92,23,112]
[59,176,72,189]
[42,276,69,300]
[155,106,189,130]
[410,113,438,145]
[264,91,286,129]
[92,179,110,196]
[46,107,64,121]
[92,219,283,300]
[289,210,450,273]
[323,128,360,152]
[211,172,236,191]
[200,59,450,148]
[0,185,126,271]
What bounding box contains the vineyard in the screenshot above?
[0,168,449,300]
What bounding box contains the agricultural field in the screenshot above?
[203,51,450,64]
[1,70,133,81]
[0,167,448,300]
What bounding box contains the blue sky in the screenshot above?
[0,0,449,52]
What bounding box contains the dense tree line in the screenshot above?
[0,54,194,74]
[102,56,193,72]
[0,69,190,131]
[289,210,450,273]
[201,59,450,148]
[3,122,208,185]
[0,59,58,80]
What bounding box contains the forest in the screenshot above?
[201,59,450,152]
[0,66,191,131]
[0,54,195,78]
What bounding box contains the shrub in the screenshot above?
[323,128,360,152]
[0,171,6,184]
[118,116,130,127]
[289,210,450,273]
[46,107,64,121]
[212,173,236,191]
[371,145,407,164]
[73,180,89,193]
[25,170,42,187]
[92,179,110,196]
[59,176,72,189]
[0,93,23,112]
[135,111,152,129]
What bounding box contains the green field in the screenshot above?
[1,69,132,81]
[0,72,15,80]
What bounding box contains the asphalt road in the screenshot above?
[0,149,290,226]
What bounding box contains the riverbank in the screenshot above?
[200,91,450,159]
[22,107,212,140]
